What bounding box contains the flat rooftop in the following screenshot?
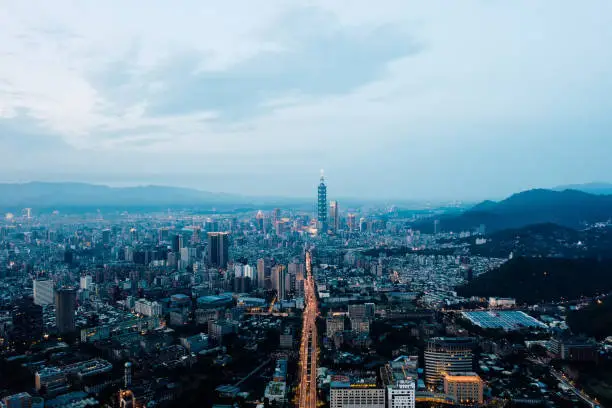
[462,311,547,331]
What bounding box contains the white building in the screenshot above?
[243,265,255,280]
[489,297,516,308]
[330,377,385,408]
[33,279,54,306]
[80,275,93,290]
[134,299,162,317]
[387,380,416,408]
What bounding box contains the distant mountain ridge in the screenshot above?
[0,182,249,211]
[553,182,612,195]
[415,189,612,233]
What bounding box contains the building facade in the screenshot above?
[387,380,416,408]
[55,288,76,334]
[443,372,484,405]
[425,337,475,386]
[33,279,54,306]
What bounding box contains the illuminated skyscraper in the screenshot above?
[347,213,356,231]
[317,170,328,232]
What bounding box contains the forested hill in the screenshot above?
[457,257,612,304]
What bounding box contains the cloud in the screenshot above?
[0,1,611,199]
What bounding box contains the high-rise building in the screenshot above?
[425,337,475,386]
[124,362,133,388]
[257,258,272,289]
[10,297,43,347]
[33,279,54,306]
[243,264,255,281]
[55,288,77,334]
[326,315,345,338]
[443,372,484,405]
[348,303,375,321]
[317,171,328,232]
[387,380,416,408]
[347,213,356,231]
[330,200,339,233]
[255,211,264,232]
[271,265,286,300]
[80,275,92,291]
[102,229,111,244]
[172,234,183,253]
[207,232,229,269]
[330,376,385,408]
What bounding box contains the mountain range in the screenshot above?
[553,182,612,195]
[0,182,259,212]
[415,188,612,233]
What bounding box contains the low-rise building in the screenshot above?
[443,372,484,405]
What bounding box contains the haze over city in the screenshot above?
[1,1,612,200]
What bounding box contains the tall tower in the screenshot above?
[55,288,76,334]
[317,170,328,233]
[124,362,132,388]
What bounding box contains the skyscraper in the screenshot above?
[271,265,286,300]
[207,232,229,269]
[317,170,328,232]
[55,288,77,334]
[33,279,54,306]
[330,200,339,233]
[172,234,183,253]
[347,213,356,231]
[257,258,272,289]
[425,337,475,386]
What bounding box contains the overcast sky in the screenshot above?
[1,1,611,200]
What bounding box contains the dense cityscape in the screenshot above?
[0,173,611,408]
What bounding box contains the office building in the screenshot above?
[317,171,328,232]
[55,288,76,334]
[330,200,339,233]
[172,234,183,253]
[330,376,385,408]
[10,298,43,346]
[257,258,272,290]
[134,299,162,317]
[347,213,356,231]
[326,315,345,338]
[101,228,111,244]
[271,265,286,300]
[33,279,54,306]
[425,337,475,386]
[387,380,416,408]
[35,367,69,394]
[207,232,229,269]
[80,275,92,291]
[443,372,484,405]
[349,303,375,321]
[351,318,370,335]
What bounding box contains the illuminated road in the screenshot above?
[298,250,318,408]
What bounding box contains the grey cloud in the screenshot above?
[0,111,70,150]
[120,9,422,121]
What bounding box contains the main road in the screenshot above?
[298,250,318,408]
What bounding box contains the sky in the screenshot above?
[1,1,611,201]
